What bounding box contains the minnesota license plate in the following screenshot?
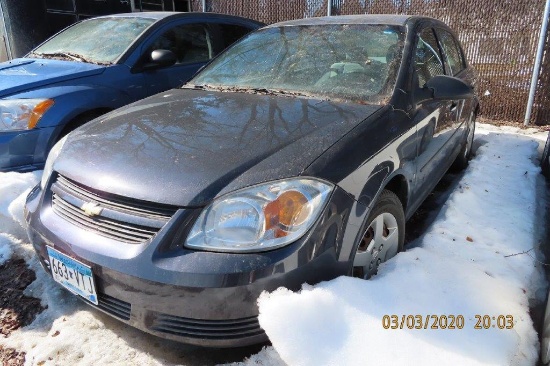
[46,247,98,305]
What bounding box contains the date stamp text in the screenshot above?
[381,315,514,330]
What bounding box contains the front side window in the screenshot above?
[190,24,406,104]
[414,28,444,88]
[148,23,211,64]
[438,29,465,76]
[31,17,155,64]
[213,23,252,49]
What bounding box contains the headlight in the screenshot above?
[186,178,334,252]
[0,99,54,131]
[40,135,68,189]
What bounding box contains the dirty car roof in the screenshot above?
[94,11,251,21]
[267,14,417,27]
[93,12,183,20]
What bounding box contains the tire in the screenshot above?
[452,111,476,171]
[541,132,550,180]
[352,190,405,279]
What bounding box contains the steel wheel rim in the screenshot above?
[353,212,399,278]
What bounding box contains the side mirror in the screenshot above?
[150,49,177,67]
[414,75,474,104]
[140,49,177,71]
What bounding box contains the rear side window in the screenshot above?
[414,28,444,87]
[438,29,465,76]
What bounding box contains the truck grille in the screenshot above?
[51,175,177,244]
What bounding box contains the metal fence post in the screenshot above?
[327,0,332,16]
[0,0,13,60]
[524,0,550,126]
[202,0,207,12]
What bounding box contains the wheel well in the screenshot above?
[57,108,112,142]
[384,175,408,210]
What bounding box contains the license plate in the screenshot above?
[46,247,98,305]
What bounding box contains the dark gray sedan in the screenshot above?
[25,15,478,347]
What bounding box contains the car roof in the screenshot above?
[93,11,263,23]
[97,11,178,20]
[266,14,427,27]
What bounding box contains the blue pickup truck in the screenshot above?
[0,12,262,171]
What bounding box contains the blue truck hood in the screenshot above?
[0,58,106,97]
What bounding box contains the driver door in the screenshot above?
[140,22,212,95]
[410,26,459,202]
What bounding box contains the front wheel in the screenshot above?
[352,190,405,279]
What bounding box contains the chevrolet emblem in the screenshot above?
[81,202,103,217]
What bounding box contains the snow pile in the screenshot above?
[7,310,170,366]
[254,125,548,366]
[0,171,40,264]
[0,124,547,366]
[0,235,14,265]
[0,171,39,236]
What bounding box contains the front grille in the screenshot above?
[93,293,131,321]
[51,175,178,244]
[52,194,158,243]
[55,175,176,219]
[150,313,264,340]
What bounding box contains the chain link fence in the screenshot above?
[190,0,550,125]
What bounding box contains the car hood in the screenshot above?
[55,89,381,207]
[0,58,105,97]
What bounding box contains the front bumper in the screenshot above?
[25,183,354,347]
[0,127,56,172]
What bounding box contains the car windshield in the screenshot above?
[190,24,405,103]
[29,17,155,65]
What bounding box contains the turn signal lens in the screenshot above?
[264,190,310,237]
[28,99,54,129]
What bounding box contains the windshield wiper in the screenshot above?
[29,51,102,64]
[182,84,208,90]
[182,84,315,98]
[255,88,314,98]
